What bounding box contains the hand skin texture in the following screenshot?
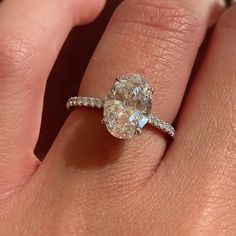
[0,0,236,235]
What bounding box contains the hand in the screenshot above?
[0,0,235,235]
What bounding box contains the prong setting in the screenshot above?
[135,128,143,135]
[101,119,106,125]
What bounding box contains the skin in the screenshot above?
[0,0,235,235]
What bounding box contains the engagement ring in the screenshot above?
[66,74,175,139]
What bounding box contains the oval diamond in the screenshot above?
[103,74,153,139]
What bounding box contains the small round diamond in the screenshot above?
[103,74,153,139]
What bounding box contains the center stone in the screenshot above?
[103,74,153,139]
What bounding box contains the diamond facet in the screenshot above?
[103,74,153,139]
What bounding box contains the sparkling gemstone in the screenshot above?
[103,74,153,139]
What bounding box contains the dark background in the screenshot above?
[35,1,122,159]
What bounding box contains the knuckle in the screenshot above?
[0,34,35,80]
[113,0,202,45]
[108,0,204,83]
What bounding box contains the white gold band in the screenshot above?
[67,96,104,109]
[66,96,175,138]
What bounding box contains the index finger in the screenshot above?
[0,0,105,197]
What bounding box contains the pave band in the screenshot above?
[67,96,104,109]
[66,96,175,138]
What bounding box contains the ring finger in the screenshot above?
[37,0,224,195]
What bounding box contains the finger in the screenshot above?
[159,5,236,233]
[0,0,105,197]
[40,0,223,186]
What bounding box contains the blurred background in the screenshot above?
[35,1,122,159]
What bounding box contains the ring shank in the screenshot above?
[66,96,175,138]
[148,114,175,137]
[66,96,104,109]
